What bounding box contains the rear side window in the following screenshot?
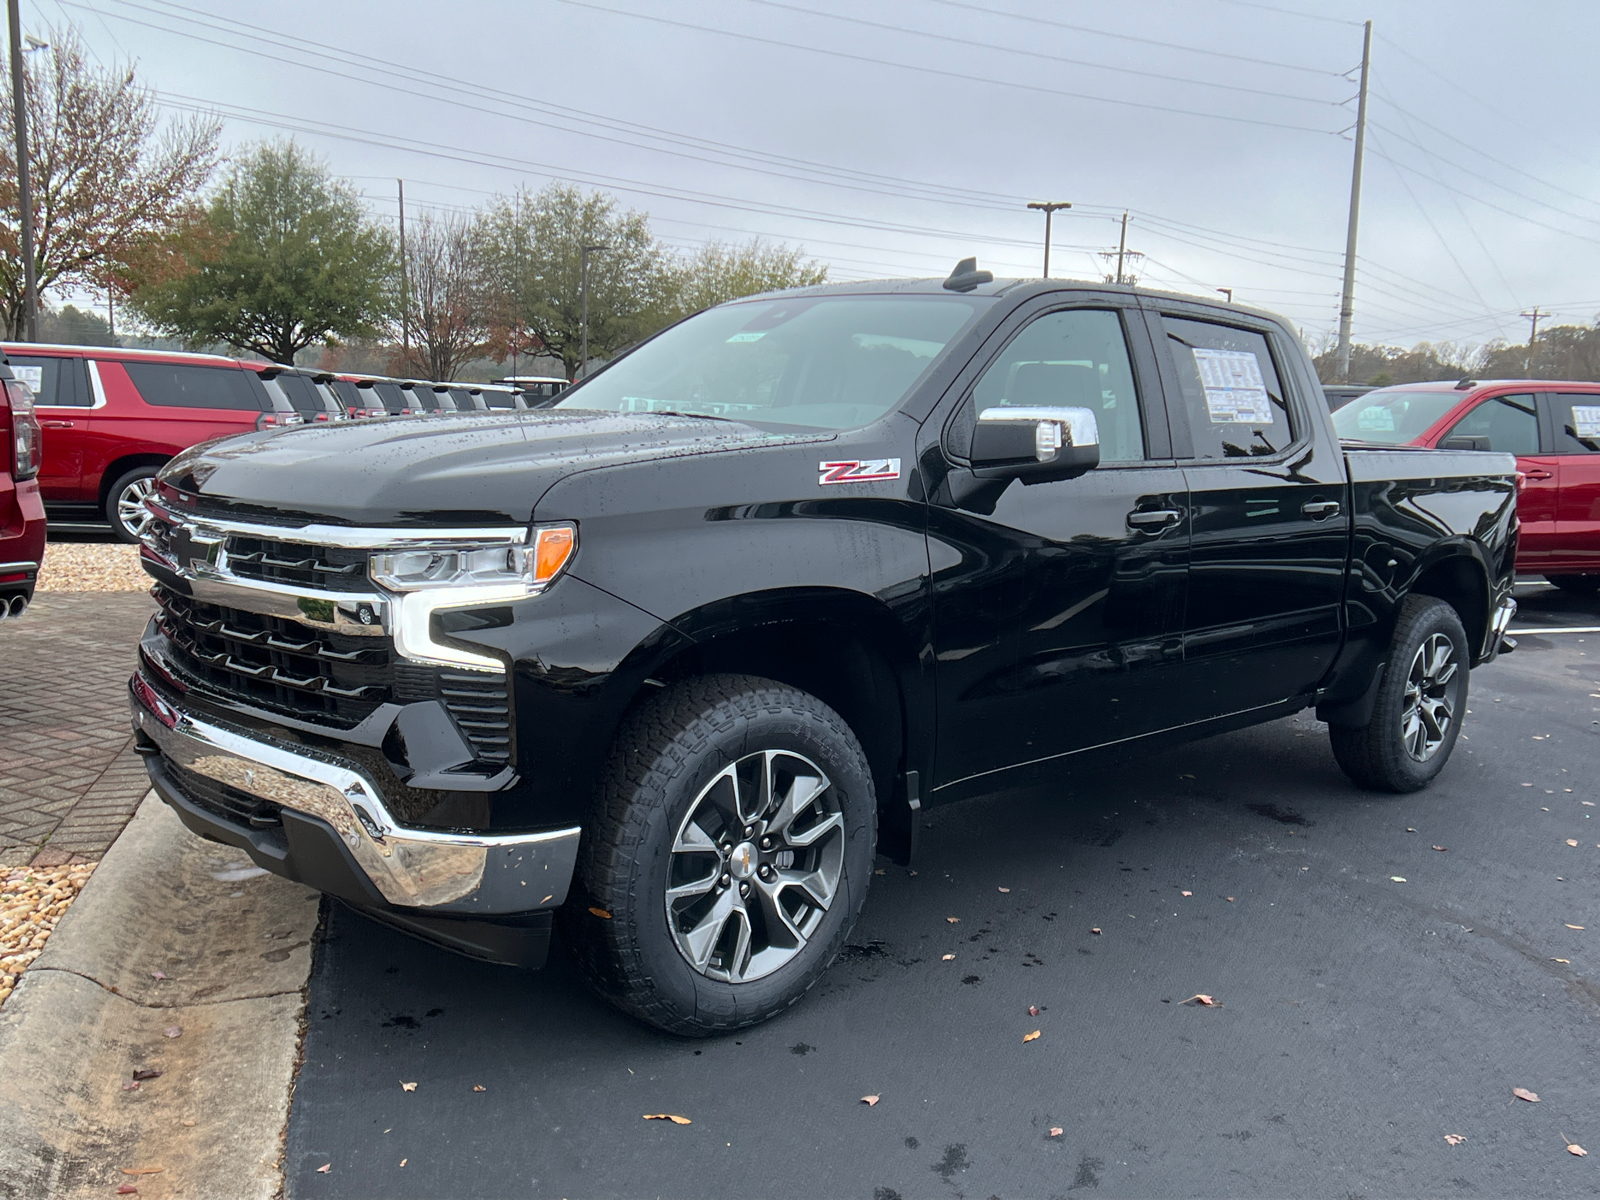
[330,379,362,409]
[481,390,517,410]
[412,388,443,411]
[7,355,79,406]
[273,373,327,415]
[1554,393,1600,452]
[1163,317,1295,459]
[370,382,409,413]
[1442,394,1538,456]
[123,362,267,410]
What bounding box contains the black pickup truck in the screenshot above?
[129,267,1519,1035]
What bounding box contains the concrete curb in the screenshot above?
[0,794,319,1199]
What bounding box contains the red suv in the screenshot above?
[1333,379,1600,593]
[3,344,301,542]
[0,356,45,618]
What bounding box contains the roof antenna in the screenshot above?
[943,257,993,293]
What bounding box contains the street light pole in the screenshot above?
[579,243,608,378]
[8,0,38,341]
[1026,201,1071,278]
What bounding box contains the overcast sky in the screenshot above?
[33,0,1600,350]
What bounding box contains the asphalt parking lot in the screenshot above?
[280,581,1600,1199]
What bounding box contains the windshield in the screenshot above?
[554,295,989,430]
[1331,388,1464,444]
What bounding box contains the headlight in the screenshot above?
[369,524,575,670]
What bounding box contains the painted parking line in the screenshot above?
[1508,626,1600,635]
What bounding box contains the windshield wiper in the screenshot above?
[643,409,736,422]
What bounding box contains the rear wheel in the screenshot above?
[105,466,160,543]
[1545,574,1600,596]
[566,674,876,1036]
[1330,595,1470,793]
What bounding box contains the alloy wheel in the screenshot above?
[665,749,845,983]
[117,477,156,539]
[1401,632,1458,762]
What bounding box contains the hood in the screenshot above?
[159,409,820,527]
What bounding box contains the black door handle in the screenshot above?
[1302,500,1341,519]
[1127,508,1181,529]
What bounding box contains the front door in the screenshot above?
[1548,391,1600,574]
[1148,309,1348,721]
[927,302,1188,796]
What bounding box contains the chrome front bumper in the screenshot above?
[131,675,579,916]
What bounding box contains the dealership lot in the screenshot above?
[281,581,1599,1199]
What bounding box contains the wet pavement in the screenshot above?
[285,581,1600,1198]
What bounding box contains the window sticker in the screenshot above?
[11,365,42,392]
[1573,405,1600,439]
[1356,404,1396,432]
[726,331,766,343]
[1191,347,1272,424]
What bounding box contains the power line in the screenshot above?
[1209,0,1362,27]
[1367,148,1600,249]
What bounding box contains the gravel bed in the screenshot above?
[35,542,149,592]
[0,862,96,1008]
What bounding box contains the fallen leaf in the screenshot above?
[121,1081,140,1092]
[861,1095,880,1106]
[1568,1143,1588,1157]
[1226,897,1235,902]
[116,1187,137,1196]
[946,916,961,924]
[131,1069,162,1082]
[120,1167,164,1176]
[1090,927,1102,935]
[1049,1127,1064,1137]
[1514,1087,1541,1103]
[1552,958,1572,964]
[1433,846,1447,852]
[316,1163,332,1173]
[1181,890,1193,897]
[1444,1134,1466,1146]
[1182,994,1220,1006]
[400,1081,417,1092]
[588,907,612,919]
[998,887,1011,893]
[1391,876,1407,883]
[1566,924,1585,931]
[644,1114,692,1124]
[473,1085,486,1092]
[180,1120,195,1128]
[400,1158,408,1167]
[1406,827,1417,832]
[1023,1030,1042,1042]
[150,971,166,980]
[163,1026,182,1039]
[941,953,955,961]
[1567,839,1580,847]
[1028,1005,1041,1017]
[1585,801,1596,807]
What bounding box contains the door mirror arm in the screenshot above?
[969,406,1101,482]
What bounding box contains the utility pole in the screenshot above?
[1026,201,1071,278]
[1334,18,1372,383]
[1115,212,1130,284]
[1521,307,1545,374]
[8,0,37,342]
[579,244,607,378]
[397,179,408,357]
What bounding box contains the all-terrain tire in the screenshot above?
[564,674,877,1036]
[1545,574,1600,597]
[1329,594,1470,793]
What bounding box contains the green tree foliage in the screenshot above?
[130,140,394,363]
[41,304,115,346]
[0,27,218,338]
[675,239,828,314]
[1480,320,1600,380]
[478,184,677,376]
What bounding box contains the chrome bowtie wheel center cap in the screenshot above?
[728,841,759,880]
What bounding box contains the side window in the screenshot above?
[7,355,79,406]
[1443,394,1538,455]
[957,308,1146,463]
[274,374,326,415]
[122,362,268,410]
[1554,393,1600,453]
[1163,316,1294,459]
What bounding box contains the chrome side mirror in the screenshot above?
[970,405,1100,481]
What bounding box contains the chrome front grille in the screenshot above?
[222,534,370,592]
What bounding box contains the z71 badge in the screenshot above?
[818,458,901,485]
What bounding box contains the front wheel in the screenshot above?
[567,674,877,1036]
[105,466,160,543]
[1330,595,1470,793]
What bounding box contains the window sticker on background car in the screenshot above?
[1356,404,1396,432]
[1191,347,1272,424]
[11,365,41,392]
[819,458,901,485]
[1573,405,1600,439]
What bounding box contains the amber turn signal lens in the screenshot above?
[533,525,575,584]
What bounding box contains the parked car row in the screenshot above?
[0,342,569,541]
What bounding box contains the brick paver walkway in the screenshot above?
[0,593,155,865]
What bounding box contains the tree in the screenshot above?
[674,239,827,314]
[478,184,678,376]
[1480,319,1600,380]
[396,210,490,381]
[131,140,394,363]
[1312,339,1484,386]
[41,303,114,346]
[0,27,218,338]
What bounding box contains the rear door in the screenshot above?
[928,297,1188,792]
[1147,305,1348,721]
[1547,391,1600,575]
[9,352,90,500]
[1437,391,1551,567]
